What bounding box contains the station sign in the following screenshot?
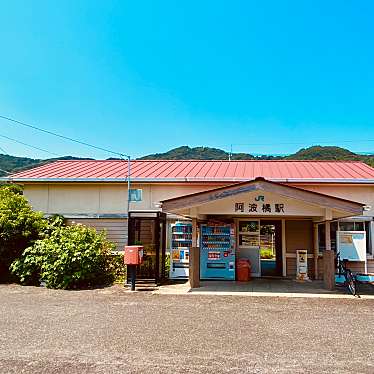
[234,195,285,214]
[196,191,325,217]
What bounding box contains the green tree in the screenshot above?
[0,186,45,282]
[11,224,117,289]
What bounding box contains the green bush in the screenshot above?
[11,224,117,289]
[111,254,126,283]
[0,186,45,282]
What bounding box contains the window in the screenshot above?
[129,189,142,202]
[239,220,259,233]
[317,222,339,252]
[339,221,365,231]
[339,221,355,231]
[330,221,338,251]
[365,221,372,256]
[238,220,260,248]
[318,224,325,252]
[354,221,364,231]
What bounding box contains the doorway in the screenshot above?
[260,220,282,276]
[128,212,166,284]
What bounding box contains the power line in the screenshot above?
[0,114,129,158]
[0,114,132,213]
[0,134,60,157]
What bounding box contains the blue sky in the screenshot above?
[0,0,373,159]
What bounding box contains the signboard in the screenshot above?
[235,195,285,214]
[296,249,309,281]
[129,189,142,202]
[336,231,366,261]
[197,190,325,216]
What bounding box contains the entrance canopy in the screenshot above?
[161,178,364,220]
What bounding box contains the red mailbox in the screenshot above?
[124,245,144,265]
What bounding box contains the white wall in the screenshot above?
[23,182,374,218]
[296,184,374,217]
[24,183,127,215]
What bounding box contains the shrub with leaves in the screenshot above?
[111,254,127,284]
[11,224,117,289]
[0,185,45,282]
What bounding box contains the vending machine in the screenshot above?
[169,222,192,279]
[200,223,236,280]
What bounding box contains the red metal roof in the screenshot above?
[7,160,374,183]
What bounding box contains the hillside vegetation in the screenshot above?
[0,155,93,177]
[140,145,374,166]
[0,146,373,176]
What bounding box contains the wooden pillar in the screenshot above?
[189,218,200,288]
[313,224,319,280]
[323,221,335,290]
[281,219,286,277]
[325,220,331,251]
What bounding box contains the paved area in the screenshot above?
[1,284,374,373]
[157,278,374,299]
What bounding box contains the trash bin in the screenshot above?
[237,258,251,281]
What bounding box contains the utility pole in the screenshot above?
[120,154,131,228]
[126,155,131,215]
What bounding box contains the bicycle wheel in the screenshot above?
[345,271,357,296]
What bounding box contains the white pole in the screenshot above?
[127,155,131,215]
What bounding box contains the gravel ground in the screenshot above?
[0,284,374,374]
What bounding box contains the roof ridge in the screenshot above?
[49,159,369,163]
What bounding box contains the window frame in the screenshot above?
[317,219,373,257]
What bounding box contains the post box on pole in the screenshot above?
[124,245,144,291]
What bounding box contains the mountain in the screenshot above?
[0,146,373,176]
[286,146,374,167]
[140,145,374,164]
[286,146,359,160]
[139,146,284,161]
[139,146,255,160]
[0,155,93,177]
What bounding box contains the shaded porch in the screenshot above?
[161,178,365,290]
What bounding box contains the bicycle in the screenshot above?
[335,252,360,297]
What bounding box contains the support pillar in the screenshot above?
[281,219,287,277]
[189,218,200,288]
[323,221,335,290]
[313,224,319,280]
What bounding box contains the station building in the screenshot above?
[6,159,374,285]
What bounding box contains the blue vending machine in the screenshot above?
[200,224,236,280]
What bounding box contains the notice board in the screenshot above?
[336,231,366,261]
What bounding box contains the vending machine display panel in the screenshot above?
[200,224,235,280]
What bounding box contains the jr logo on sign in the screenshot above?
[255,195,265,202]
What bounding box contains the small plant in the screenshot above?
[11,224,117,289]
